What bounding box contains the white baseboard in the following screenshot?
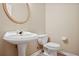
[31,49,77,56]
[60,51,77,56]
[31,49,42,56]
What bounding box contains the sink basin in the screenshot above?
[3,31,38,56]
[3,31,38,44]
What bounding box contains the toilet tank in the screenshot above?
[38,34,48,45]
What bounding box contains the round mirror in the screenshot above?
[2,3,30,24]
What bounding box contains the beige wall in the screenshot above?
[46,3,79,55]
[0,3,45,56]
[27,3,45,34]
[26,3,45,55]
[0,3,79,56]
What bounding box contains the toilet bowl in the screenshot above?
[38,34,60,56]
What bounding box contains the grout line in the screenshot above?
[31,49,42,56]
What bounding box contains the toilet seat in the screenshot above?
[44,42,60,50]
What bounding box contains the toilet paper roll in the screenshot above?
[61,36,68,41]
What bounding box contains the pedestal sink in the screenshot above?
[3,31,38,56]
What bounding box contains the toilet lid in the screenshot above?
[44,42,60,49]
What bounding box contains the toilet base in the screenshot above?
[43,51,57,56]
[43,48,57,56]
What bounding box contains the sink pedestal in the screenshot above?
[18,43,27,56]
[3,31,38,56]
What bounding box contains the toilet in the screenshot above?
[38,34,60,56]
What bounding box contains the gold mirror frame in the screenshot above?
[2,3,30,24]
